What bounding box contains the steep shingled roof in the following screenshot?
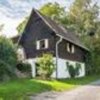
[35,9,89,51]
[12,9,89,51]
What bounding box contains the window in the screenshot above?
[40,40,45,49]
[17,47,25,61]
[67,43,75,53]
[36,39,49,50]
[71,45,75,53]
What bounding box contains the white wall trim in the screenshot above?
[24,57,85,79]
[36,39,49,50]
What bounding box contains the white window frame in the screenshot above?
[67,43,70,52]
[17,47,26,60]
[71,45,75,53]
[36,39,49,50]
[66,43,75,53]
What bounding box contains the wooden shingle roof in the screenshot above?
[35,9,89,51]
[12,9,89,51]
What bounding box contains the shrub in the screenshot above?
[67,64,76,78]
[0,60,16,81]
[16,62,31,73]
[75,63,81,76]
[0,37,17,81]
[0,60,9,81]
[36,53,55,79]
[66,62,81,78]
[16,62,32,78]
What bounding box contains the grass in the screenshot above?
[0,75,99,100]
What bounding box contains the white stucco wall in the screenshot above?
[51,58,85,78]
[24,59,36,77]
[25,58,85,79]
[51,58,70,78]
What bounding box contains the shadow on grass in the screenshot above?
[0,75,100,100]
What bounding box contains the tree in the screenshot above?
[17,0,100,36]
[40,2,66,22]
[67,0,99,36]
[0,36,17,81]
[89,37,100,74]
[36,53,55,79]
[66,62,80,78]
[17,2,66,34]
[17,17,29,34]
[66,1,100,75]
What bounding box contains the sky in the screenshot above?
[0,0,99,37]
[0,0,74,37]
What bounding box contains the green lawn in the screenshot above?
[0,75,99,100]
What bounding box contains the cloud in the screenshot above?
[0,15,25,37]
[0,0,36,37]
[0,0,74,18]
[0,0,74,37]
[0,0,35,18]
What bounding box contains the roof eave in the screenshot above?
[56,33,89,52]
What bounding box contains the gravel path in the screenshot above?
[30,80,100,100]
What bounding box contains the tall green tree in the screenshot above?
[40,2,66,22]
[17,2,66,34]
[67,0,99,36]
[0,37,17,81]
[17,17,29,34]
[67,0,100,75]
[87,36,100,74]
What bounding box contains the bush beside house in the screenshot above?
[16,62,32,78]
[67,62,81,78]
[0,37,17,81]
[36,54,55,79]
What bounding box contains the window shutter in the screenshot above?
[72,45,75,53]
[67,43,70,52]
[45,39,49,48]
[36,41,40,50]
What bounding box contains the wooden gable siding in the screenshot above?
[58,39,86,62]
[20,10,55,58]
[47,36,86,62]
